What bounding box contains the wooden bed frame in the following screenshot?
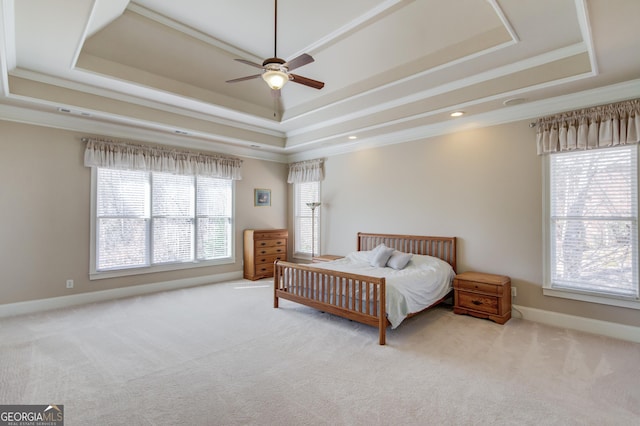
[273,232,457,345]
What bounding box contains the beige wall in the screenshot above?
[318,120,640,328]
[2,118,638,329]
[0,120,288,304]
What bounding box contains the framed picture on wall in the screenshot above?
[254,188,271,206]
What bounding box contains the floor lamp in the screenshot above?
[306,202,321,260]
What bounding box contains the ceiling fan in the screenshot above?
[225,0,325,94]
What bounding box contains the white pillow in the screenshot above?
[370,244,394,267]
[367,244,384,260]
[387,251,413,270]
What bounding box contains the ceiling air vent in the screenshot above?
[57,107,92,117]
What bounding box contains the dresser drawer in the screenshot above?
[255,263,275,276]
[457,291,499,315]
[255,238,287,249]
[254,232,288,240]
[455,279,500,295]
[255,253,286,266]
[255,245,287,256]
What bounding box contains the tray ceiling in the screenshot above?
[1,0,639,162]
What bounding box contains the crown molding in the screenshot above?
[0,101,288,163]
[0,0,15,96]
[10,67,284,136]
[574,0,598,75]
[287,78,640,162]
[284,42,586,140]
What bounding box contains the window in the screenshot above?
[92,168,233,278]
[294,181,320,258]
[544,145,639,308]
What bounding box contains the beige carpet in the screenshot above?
[1,279,639,425]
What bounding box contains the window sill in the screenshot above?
[543,287,640,310]
[90,257,235,280]
[292,252,312,260]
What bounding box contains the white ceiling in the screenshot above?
[1,0,639,162]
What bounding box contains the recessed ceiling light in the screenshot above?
[348,135,357,140]
[450,111,465,117]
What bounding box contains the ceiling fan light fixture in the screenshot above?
[262,70,289,90]
[226,0,324,92]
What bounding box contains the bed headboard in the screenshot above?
[357,232,457,272]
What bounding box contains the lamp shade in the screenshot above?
[262,70,289,90]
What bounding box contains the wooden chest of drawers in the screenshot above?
[453,271,511,324]
[243,229,288,280]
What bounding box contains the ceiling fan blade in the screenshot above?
[226,74,262,83]
[234,58,264,69]
[290,74,325,90]
[284,53,314,71]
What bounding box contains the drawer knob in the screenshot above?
[472,300,483,306]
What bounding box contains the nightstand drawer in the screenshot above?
[457,292,499,314]
[455,279,500,295]
[453,271,511,324]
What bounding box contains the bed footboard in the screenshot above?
[274,260,388,345]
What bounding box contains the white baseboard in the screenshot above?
[514,304,640,343]
[0,271,244,318]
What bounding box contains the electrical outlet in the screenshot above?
[66,279,74,289]
[511,287,517,298]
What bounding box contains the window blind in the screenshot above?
[94,168,233,274]
[196,176,232,259]
[294,181,320,256]
[152,173,195,264]
[96,168,150,270]
[550,146,638,298]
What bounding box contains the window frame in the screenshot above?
[89,167,235,280]
[542,145,640,309]
[293,181,321,260]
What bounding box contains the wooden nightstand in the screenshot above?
[453,271,511,324]
[312,254,343,263]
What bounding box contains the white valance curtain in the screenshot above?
[83,137,243,180]
[287,158,324,183]
[536,98,640,155]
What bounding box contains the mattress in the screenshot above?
[311,250,455,328]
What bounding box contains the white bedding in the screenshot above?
[312,250,455,328]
